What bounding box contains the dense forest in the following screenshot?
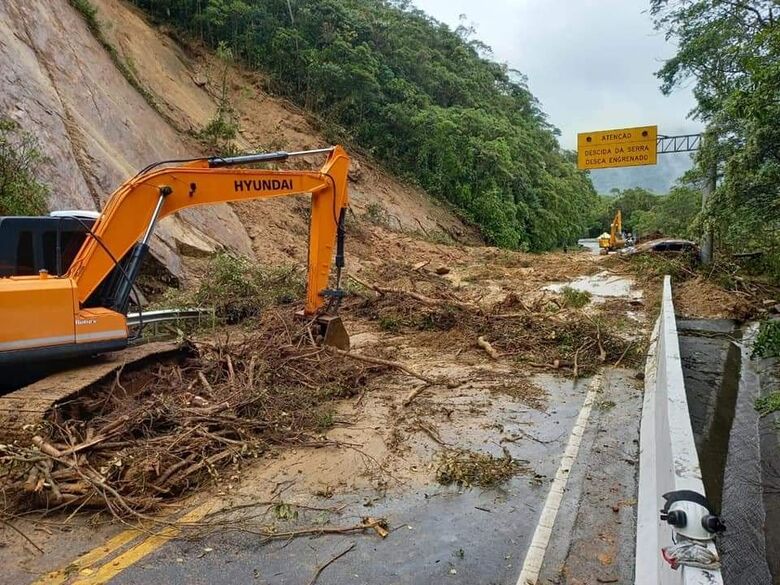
[652,0,779,278]
[586,187,700,240]
[127,0,596,251]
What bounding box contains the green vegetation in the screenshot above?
[560,286,591,309]
[163,253,304,323]
[587,186,699,239]
[364,202,391,227]
[620,252,695,282]
[198,42,239,150]
[753,320,780,360]
[755,392,780,417]
[128,0,596,250]
[0,119,49,216]
[652,1,780,281]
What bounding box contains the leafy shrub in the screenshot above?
[752,320,780,359]
[364,202,390,227]
[755,392,780,417]
[128,0,597,250]
[176,253,304,323]
[198,42,238,150]
[0,119,49,216]
[561,286,591,308]
[621,252,695,282]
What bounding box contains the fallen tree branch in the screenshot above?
[348,274,380,293]
[326,347,443,386]
[402,384,431,407]
[414,421,448,445]
[308,542,356,585]
[477,336,499,360]
[596,323,606,363]
[613,342,633,368]
[258,517,388,543]
[0,517,43,554]
[198,371,213,394]
[572,340,594,382]
[348,275,478,311]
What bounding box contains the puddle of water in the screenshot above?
[544,270,642,303]
[577,238,600,256]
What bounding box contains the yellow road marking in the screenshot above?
[32,528,144,585]
[70,501,218,585]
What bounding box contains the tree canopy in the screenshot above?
[586,186,699,240]
[651,0,779,277]
[129,0,597,250]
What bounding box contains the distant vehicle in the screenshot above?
[598,210,625,254]
[632,238,700,257]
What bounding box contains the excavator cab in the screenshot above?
[0,213,95,277]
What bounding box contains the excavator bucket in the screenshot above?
[316,315,350,350]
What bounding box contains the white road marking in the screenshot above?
[516,373,602,585]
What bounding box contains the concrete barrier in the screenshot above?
[635,276,723,585]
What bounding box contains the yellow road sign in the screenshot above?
[577,125,657,170]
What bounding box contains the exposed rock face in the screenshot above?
[0,0,253,279]
[1,0,476,289]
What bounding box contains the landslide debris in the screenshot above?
[352,284,641,377]
[607,252,780,320]
[0,311,387,516]
[159,252,304,323]
[435,447,527,488]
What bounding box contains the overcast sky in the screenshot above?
[413,0,703,150]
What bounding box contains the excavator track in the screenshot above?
[0,341,184,442]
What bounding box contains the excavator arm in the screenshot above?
[69,146,349,314]
[0,146,350,365]
[610,209,623,249]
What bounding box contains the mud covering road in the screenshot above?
[1,246,649,585]
[5,371,642,585]
[103,375,590,585]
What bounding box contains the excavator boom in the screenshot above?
[0,146,350,367]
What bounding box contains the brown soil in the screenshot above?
[673,276,756,320]
[0,245,647,519]
[93,0,478,276]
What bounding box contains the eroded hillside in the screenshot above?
[0,0,475,284]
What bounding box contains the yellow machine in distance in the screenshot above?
[0,146,351,366]
[598,209,626,254]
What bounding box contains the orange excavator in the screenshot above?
[0,146,351,368]
[598,209,625,255]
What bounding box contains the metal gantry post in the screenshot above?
[700,161,717,265]
[657,133,718,264]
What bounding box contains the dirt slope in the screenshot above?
[93,0,474,267]
[0,0,473,280]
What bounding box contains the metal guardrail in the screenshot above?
[127,307,216,329]
[635,276,723,585]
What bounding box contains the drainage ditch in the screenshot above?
[678,319,778,584]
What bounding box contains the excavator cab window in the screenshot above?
[14,230,35,275]
[0,216,93,277]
